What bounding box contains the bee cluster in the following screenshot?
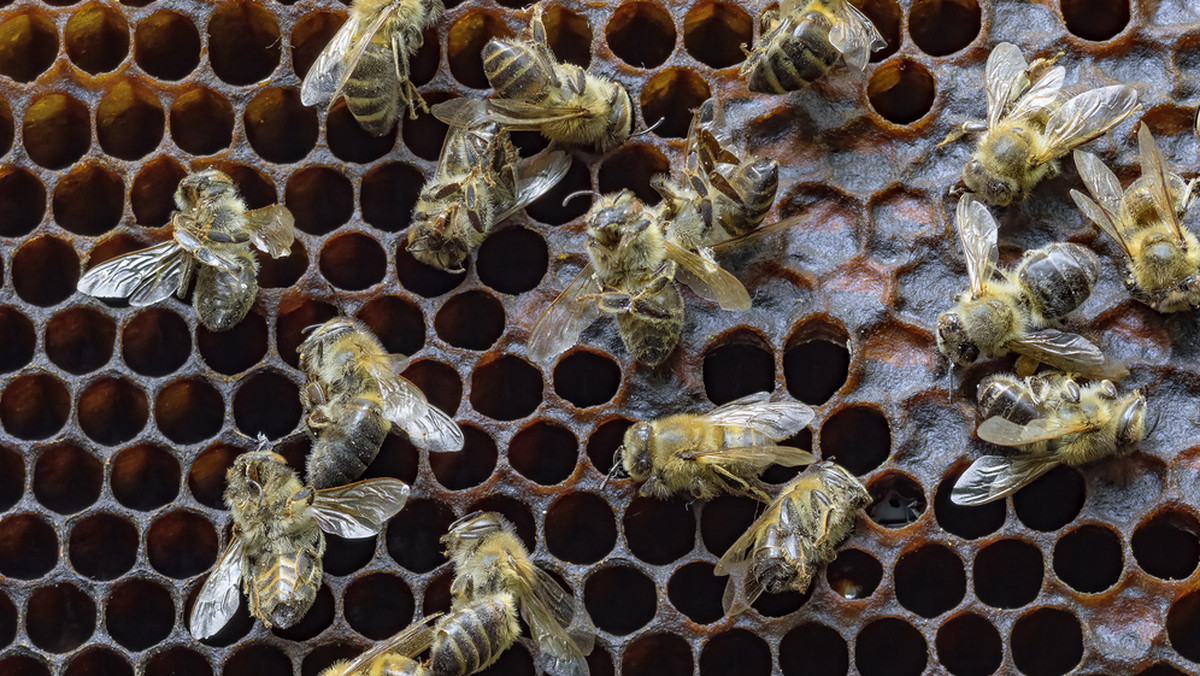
[2,1,1200,676]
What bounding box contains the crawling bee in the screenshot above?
[406,112,570,272]
[300,0,445,135]
[526,189,751,366]
[741,0,885,93]
[189,446,410,639]
[937,194,1121,378]
[654,98,780,256]
[939,42,1138,206]
[715,460,869,615]
[952,372,1146,506]
[77,169,294,332]
[299,317,464,489]
[1072,124,1200,313]
[325,512,595,676]
[616,392,816,502]
[431,4,631,151]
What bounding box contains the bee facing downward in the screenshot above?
[300,0,445,135]
[189,446,410,639]
[77,169,295,332]
[299,317,464,489]
[937,194,1122,379]
[715,460,869,615]
[939,42,1138,206]
[741,0,885,94]
[431,3,632,151]
[526,190,751,366]
[952,372,1146,506]
[617,392,816,502]
[1072,123,1200,313]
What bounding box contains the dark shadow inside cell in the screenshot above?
[587,417,632,475]
[1012,465,1085,532]
[357,296,425,356]
[344,573,414,639]
[362,163,424,233]
[411,25,440,85]
[79,377,149,446]
[430,425,496,490]
[13,236,79,307]
[867,59,936,125]
[434,290,505,350]
[258,240,308,289]
[46,308,115,374]
[155,378,224,444]
[470,356,542,420]
[0,97,10,157]
[908,0,980,57]
[0,12,58,82]
[0,167,47,236]
[131,157,186,227]
[1,374,70,440]
[187,443,242,509]
[859,0,902,62]
[33,443,102,514]
[1132,511,1200,580]
[935,613,1002,676]
[244,88,318,164]
[289,10,342,81]
[1053,524,1123,594]
[509,421,578,486]
[584,565,657,635]
[666,561,725,624]
[933,468,1006,540]
[893,544,965,618]
[855,618,927,676]
[702,338,774,405]
[1137,665,1190,676]
[525,157,591,226]
[96,81,165,161]
[320,233,388,291]
[197,313,268,376]
[700,629,772,676]
[682,2,751,69]
[300,645,359,676]
[134,10,201,80]
[446,10,513,88]
[554,350,621,409]
[821,406,890,475]
[402,359,462,417]
[24,94,91,169]
[233,371,301,439]
[0,446,22,512]
[286,167,354,236]
[867,471,926,528]
[122,308,190,376]
[27,584,94,653]
[1061,0,1129,41]
[606,1,675,68]
[323,531,376,577]
[699,493,758,556]
[53,163,124,236]
[146,648,213,676]
[545,493,616,563]
[64,649,132,676]
[112,443,180,511]
[477,227,549,294]
[0,655,48,676]
[624,495,695,564]
[1168,590,1200,662]
[973,539,1043,609]
[170,87,235,156]
[0,514,57,579]
[622,633,693,676]
[0,307,35,374]
[207,2,281,85]
[272,584,334,641]
[421,570,453,615]
[395,244,467,298]
[597,143,670,206]
[1011,608,1083,676]
[70,513,138,580]
[542,4,591,67]
[400,91,452,161]
[826,548,882,600]
[387,498,457,573]
[276,299,339,368]
[223,646,291,676]
[639,68,710,138]
[210,162,277,209]
[784,337,850,406]
[106,579,174,651]
[753,586,811,618]
[779,623,849,676]
[327,100,398,164]
[147,510,218,579]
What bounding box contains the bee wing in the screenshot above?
[714,504,779,575]
[721,564,766,617]
[174,226,243,272]
[500,149,572,221]
[311,478,411,539]
[430,97,491,128]
[828,0,886,70]
[328,614,439,676]
[950,454,1062,506]
[976,415,1096,446]
[1137,122,1187,242]
[1008,328,1127,380]
[955,194,999,296]
[703,392,816,439]
[1035,85,1139,163]
[985,42,1031,129]
[665,241,751,310]
[514,560,591,676]
[300,4,395,107]
[1004,65,1065,123]
[483,98,592,130]
[364,356,465,453]
[189,536,245,639]
[678,446,818,470]
[243,205,296,259]
[1071,149,1129,249]
[398,398,464,453]
[527,264,603,363]
[77,241,191,306]
[529,566,596,654]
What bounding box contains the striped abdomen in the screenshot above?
[306,394,390,489]
[745,7,839,93]
[482,38,554,102]
[722,158,779,238]
[1016,243,1098,318]
[430,596,520,676]
[343,34,401,136]
[977,374,1039,425]
[250,548,321,629]
[194,250,258,332]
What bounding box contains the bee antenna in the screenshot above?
[631,116,664,139]
[562,190,599,208]
[1145,404,1162,438]
[601,447,627,489]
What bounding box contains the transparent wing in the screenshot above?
[244,205,296,258]
[976,415,1095,446]
[1137,122,1187,242]
[77,241,190,306]
[515,559,591,676]
[174,225,243,272]
[665,241,751,310]
[530,566,595,654]
[300,5,394,107]
[527,264,603,363]
[703,392,816,439]
[955,194,999,296]
[828,0,886,70]
[714,505,778,575]
[721,564,765,617]
[485,98,592,129]
[401,402,464,453]
[679,445,818,468]
[1071,189,1130,256]
[328,614,439,676]
[950,454,1062,506]
[1004,65,1065,123]
[1035,85,1139,163]
[1071,150,1130,253]
[499,149,572,222]
[985,42,1030,129]
[363,354,463,453]
[430,97,490,128]
[189,536,245,640]
[1008,329,1126,379]
[312,478,411,539]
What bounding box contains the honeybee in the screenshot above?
[715,460,869,615]
[318,615,437,676]
[653,98,780,256]
[298,317,464,489]
[300,0,445,135]
[189,445,410,639]
[937,194,1122,379]
[939,42,1139,206]
[1071,124,1200,313]
[741,0,886,93]
[526,190,751,366]
[616,392,816,502]
[406,112,571,272]
[430,4,631,151]
[951,372,1147,506]
[77,169,294,332]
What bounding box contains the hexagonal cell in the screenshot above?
[290,10,343,80]
[894,544,965,618]
[933,466,1006,540]
[606,1,675,68]
[867,471,926,528]
[682,2,751,69]
[476,227,549,295]
[545,492,617,564]
[106,579,174,651]
[386,498,457,573]
[362,162,423,232]
[207,1,281,85]
[856,617,927,676]
[624,496,695,565]
[24,92,91,169]
[187,443,242,509]
[587,417,632,475]
[223,646,291,676]
[33,443,102,514]
[356,295,425,357]
[640,68,711,138]
[784,318,851,405]
[121,308,191,376]
[323,529,376,578]
[155,378,225,444]
[233,370,301,439]
[908,0,980,57]
[147,510,218,579]
[509,421,578,485]
[327,100,399,164]
[825,548,882,600]
[12,236,79,307]
[1062,0,1129,41]
[320,233,388,291]
[525,156,591,226]
[539,4,590,67]
[0,445,23,512]
[666,560,725,624]
[1053,524,1123,594]
[1132,510,1200,580]
[286,167,354,236]
[112,443,180,511]
[429,424,496,490]
[585,565,657,635]
[97,80,166,161]
[0,513,57,578]
[273,584,334,641]
[1013,465,1085,532]
[345,573,414,640]
[860,0,902,62]
[622,633,692,676]
[779,623,848,676]
[131,156,187,227]
[446,10,513,88]
[1,374,70,440]
[276,298,339,368]
[65,3,129,74]
[78,377,149,446]
[244,88,318,163]
[403,359,462,416]
[820,405,890,475]
[1011,608,1083,676]
[700,629,771,676]
[702,331,774,405]
[65,650,133,676]
[0,166,47,236]
[553,350,620,409]
[0,655,49,676]
[1168,590,1200,663]
[0,308,37,373]
[170,87,234,156]
[0,11,58,82]
[258,239,308,289]
[27,584,95,652]
[867,59,936,126]
[470,355,542,420]
[973,539,1043,609]
[401,91,453,161]
[936,612,1002,676]
[53,162,124,236]
[134,10,200,80]
[146,649,212,676]
[0,96,11,157]
[69,512,138,580]
[597,143,670,206]
[198,313,268,376]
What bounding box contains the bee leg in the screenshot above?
[937,121,988,149]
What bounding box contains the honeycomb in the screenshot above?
[1,0,1199,674]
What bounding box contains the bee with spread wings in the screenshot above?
[77,169,294,332]
[940,42,1138,206]
[937,194,1123,379]
[189,447,410,639]
[526,190,751,366]
[1072,123,1200,313]
[952,372,1146,506]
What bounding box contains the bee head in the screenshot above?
[1116,394,1148,452]
[442,511,509,555]
[226,450,291,507]
[176,169,236,211]
[619,422,654,481]
[963,159,1017,206]
[406,215,469,273]
[935,310,978,366]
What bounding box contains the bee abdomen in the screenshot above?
[616,285,684,366]
[194,255,258,332]
[306,395,391,489]
[1017,243,1098,318]
[254,550,320,629]
[343,41,401,136]
[728,158,779,234]
[977,374,1039,425]
[431,596,520,676]
[747,12,839,93]
[482,39,551,101]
